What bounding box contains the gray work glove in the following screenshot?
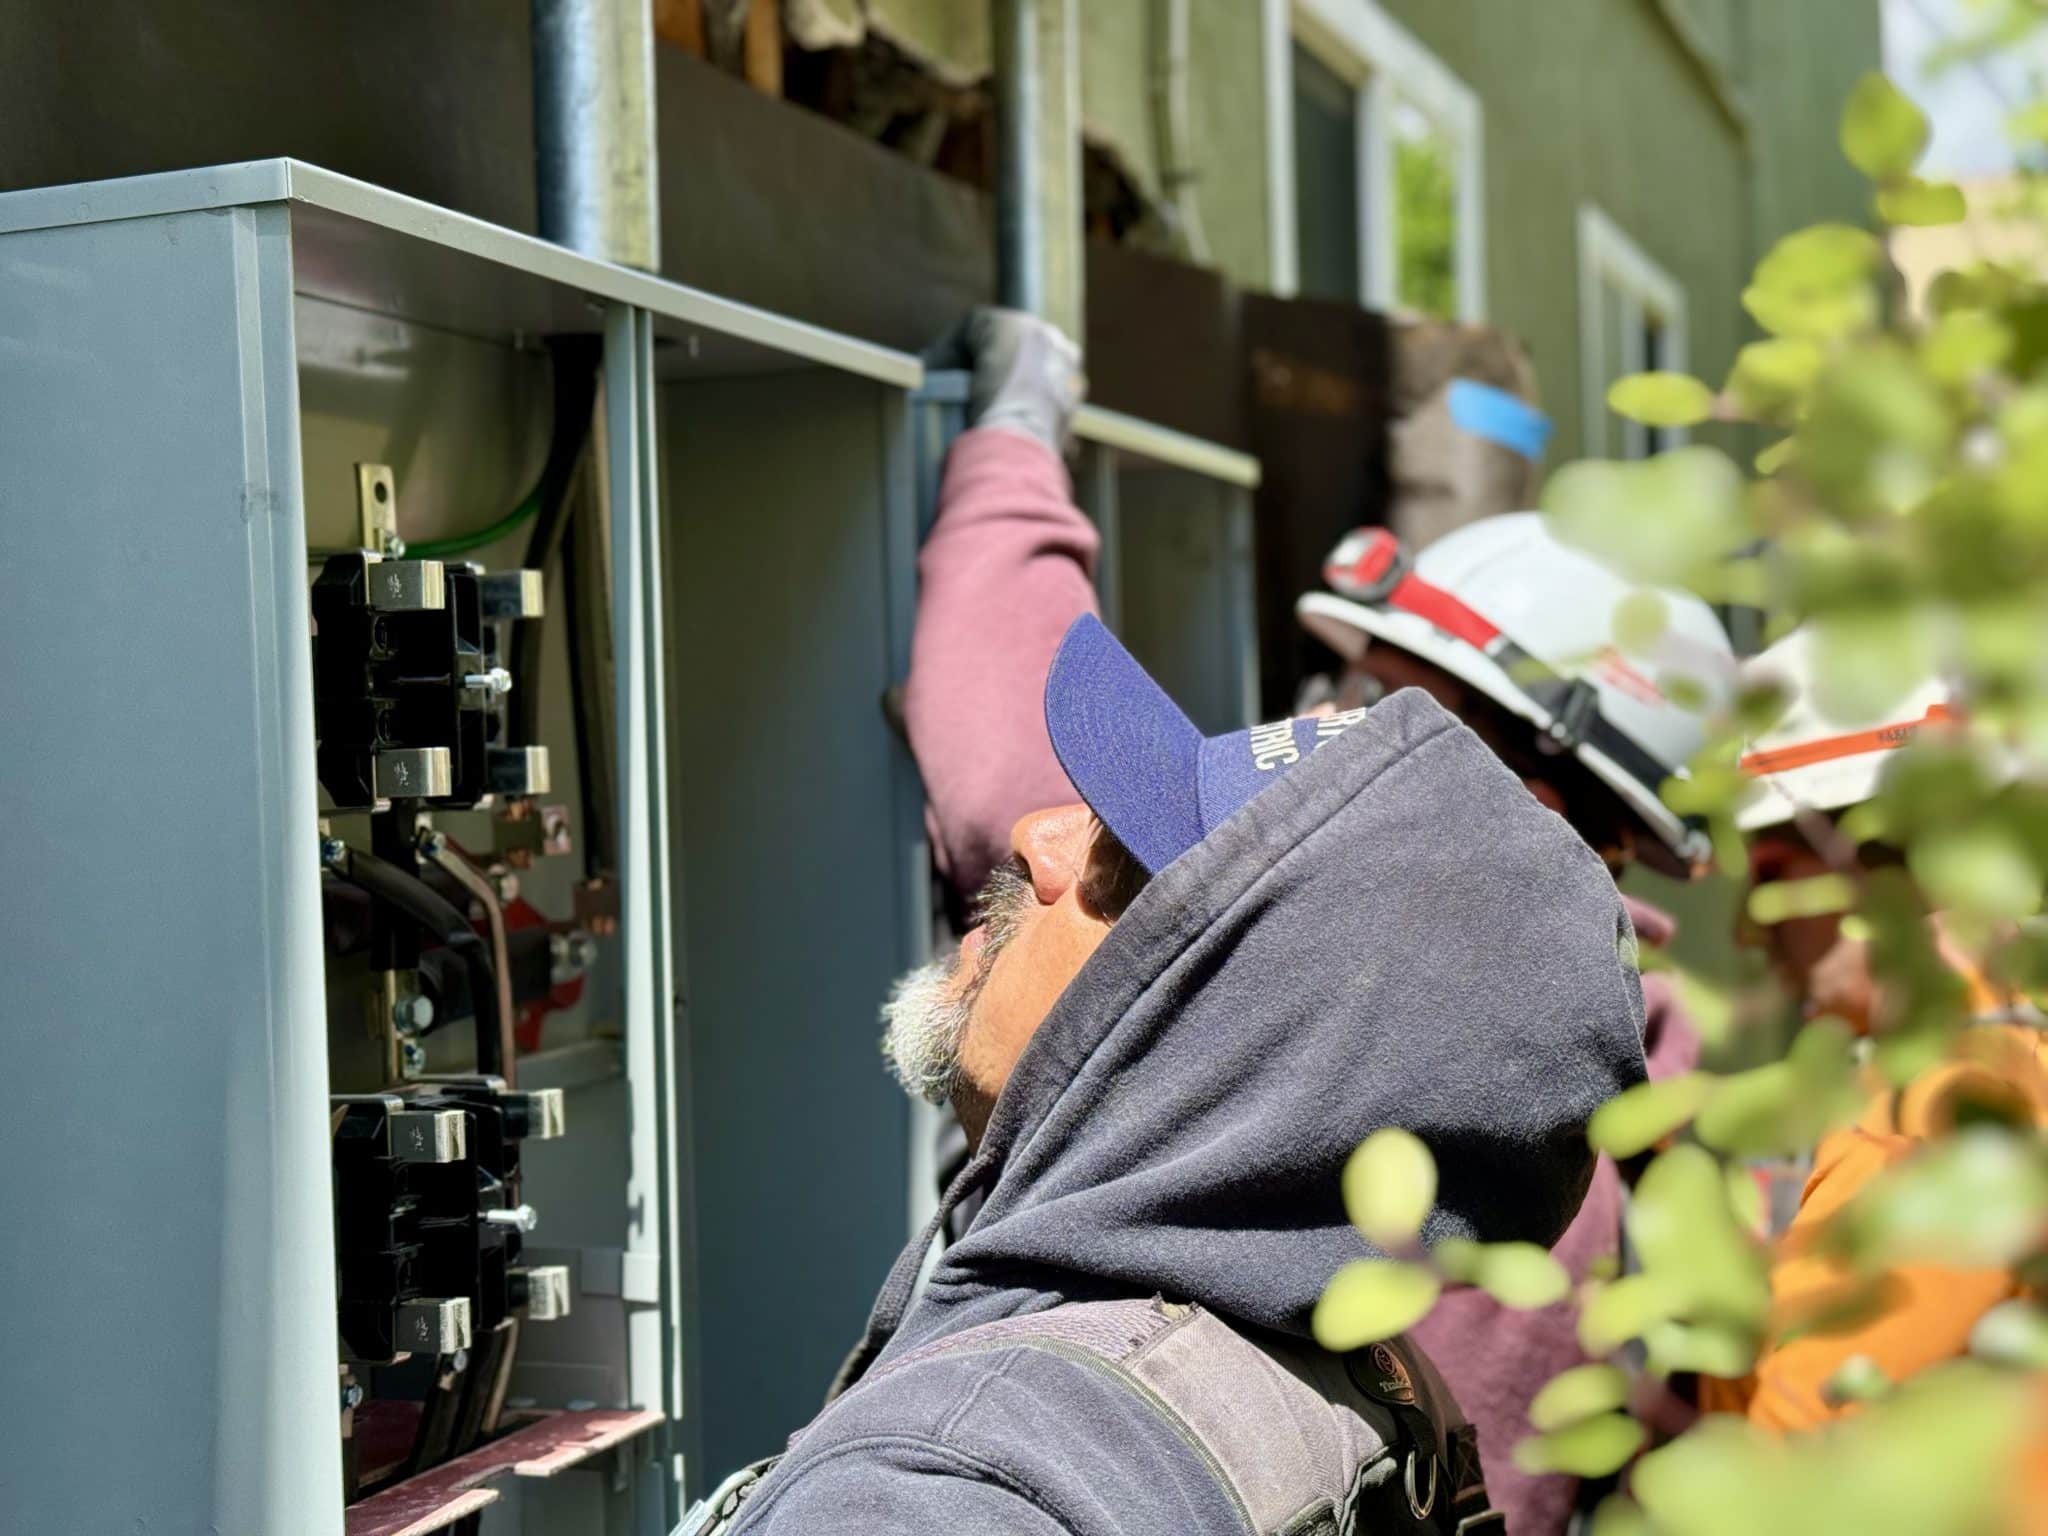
[927,307,1085,455]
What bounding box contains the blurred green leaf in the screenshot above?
[1921,309,2013,385]
[1969,1299,2048,1366]
[1644,1318,1759,1377]
[1909,823,2044,919]
[1876,178,1968,227]
[1726,1164,1768,1236]
[1609,371,1716,427]
[1342,1127,1438,1249]
[1823,1353,1892,1406]
[1529,1363,1631,1431]
[1589,1072,1714,1158]
[1744,224,1883,340]
[1543,447,1750,589]
[2009,100,2048,142]
[1799,345,1954,514]
[1746,875,1858,925]
[1695,1021,1862,1160]
[1512,1413,1646,1479]
[1612,589,1671,655]
[1312,1260,1441,1350]
[1776,1272,1908,1344]
[1431,1235,1484,1284]
[1579,1272,1685,1355]
[1628,1145,1771,1334]
[1471,1242,1573,1310]
[1630,1416,1790,1536]
[1841,72,1931,179]
[1727,337,1826,422]
[1809,607,1939,724]
[1588,1495,1654,1536]
[1672,969,1737,1050]
[1832,1126,2048,1270]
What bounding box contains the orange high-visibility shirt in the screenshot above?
[1745,1022,2048,1431]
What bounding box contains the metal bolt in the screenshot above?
[401,1040,427,1077]
[449,1348,471,1375]
[392,994,435,1035]
[415,828,448,859]
[482,1203,538,1233]
[320,837,348,869]
[386,535,408,558]
[464,667,514,697]
[550,930,600,985]
[340,1382,365,1413]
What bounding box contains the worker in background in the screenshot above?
[1292,521,1736,1533]
[695,596,1645,1534]
[1712,629,2046,1432]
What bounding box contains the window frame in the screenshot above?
[1577,203,1691,459]
[1263,0,1487,323]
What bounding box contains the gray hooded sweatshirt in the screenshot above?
[727,689,1648,1534]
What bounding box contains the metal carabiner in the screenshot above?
[1405,1451,1439,1521]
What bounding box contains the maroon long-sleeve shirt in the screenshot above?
[904,427,1099,902]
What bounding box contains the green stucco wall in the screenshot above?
[860,0,1879,459]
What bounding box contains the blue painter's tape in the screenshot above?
[1447,378,1552,463]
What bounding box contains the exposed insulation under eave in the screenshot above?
[786,0,991,87]
[783,0,1164,211]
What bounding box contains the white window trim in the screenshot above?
[1262,0,1486,323]
[1577,204,1690,459]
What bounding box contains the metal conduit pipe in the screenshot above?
[993,0,1047,316]
[1150,0,1210,264]
[532,0,662,268]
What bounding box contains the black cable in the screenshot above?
[336,846,504,1078]
[559,471,619,878]
[513,335,604,751]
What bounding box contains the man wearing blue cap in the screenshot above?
[688,588,1648,1531]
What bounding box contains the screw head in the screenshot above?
[401,1040,427,1076]
[393,994,435,1034]
[319,837,347,869]
[340,1382,365,1413]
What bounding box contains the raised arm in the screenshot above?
[905,311,1099,901]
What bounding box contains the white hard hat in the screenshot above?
[1296,512,1735,870]
[1734,627,1955,832]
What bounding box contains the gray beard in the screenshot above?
[879,956,975,1105]
[879,863,1035,1105]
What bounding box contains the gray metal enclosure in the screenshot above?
[0,158,916,1536]
[659,368,924,1484]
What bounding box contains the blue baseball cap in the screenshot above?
[1044,615,1367,874]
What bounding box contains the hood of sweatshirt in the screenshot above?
[860,686,1648,1372]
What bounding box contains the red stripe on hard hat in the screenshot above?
[1386,574,1503,652]
[1738,702,1956,777]
[1323,526,1503,653]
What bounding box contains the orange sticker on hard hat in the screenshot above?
[1738,702,1955,778]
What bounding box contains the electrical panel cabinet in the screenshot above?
[0,159,919,1536]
